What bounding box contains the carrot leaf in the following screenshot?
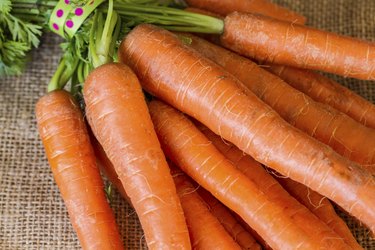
[0,0,44,76]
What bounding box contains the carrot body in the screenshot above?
[267,65,375,129]
[35,90,124,250]
[276,177,362,249]
[232,213,272,250]
[220,12,375,80]
[119,24,375,234]
[197,124,360,249]
[148,99,351,250]
[185,34,375,169]
[83,63,190,250]
[91,137,130,202]
[196,188,260,250]
[171,167,241,250]
[185,0,305,24]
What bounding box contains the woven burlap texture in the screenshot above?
[1,0,374,249]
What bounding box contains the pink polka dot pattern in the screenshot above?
[49,0,103,37]
[66,20,74,28]
[75,8,83,16]
[52,23,59,30]
[56,9,64,18]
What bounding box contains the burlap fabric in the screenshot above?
[1,0,375,249]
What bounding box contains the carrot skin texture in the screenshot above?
[267,65,375,129]
[203,121,361,248]
[172,168,242,250]
[35,90,124,250]
[149,100,353,250]
[198,124,356,249]
[91,137,130,202]
[220,12,375,80]
[276,177,362,249]
[196,188,261,250]
[83,63,190,250]
[184,0,305,24]
[192,0,375,130]
[119,24,375,234]
[185,34,375,170]
[233,213,272,250]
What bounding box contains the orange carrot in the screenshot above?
[276,177,362,249]
[83,63,190,250]
[196,188,261,250]
[184,33,375,170]
[91,137,130,202]
[220,12,375,80]
[232,213,272,250]
[198,124,362,249]
[148,99,351,250]
[187,5,375,132]
[35,90,124,250]
[267,65,375,129]
[119,24,375,234]
[185,0,306,24]
[197,123,363,248]
[171,166,242,250]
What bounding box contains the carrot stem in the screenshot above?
[112,4,224,33]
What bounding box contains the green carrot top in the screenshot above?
[1,0,223,85]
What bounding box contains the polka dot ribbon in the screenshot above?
[49,0,105,39]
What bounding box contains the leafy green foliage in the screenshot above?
[0,0,43,76]
[1,0,217,81]
[0,0,12,14]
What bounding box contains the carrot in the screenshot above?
[35,90,124,250]
[186,6,375,131]
[196,126,273,250]
[118,24,375,234]
[83,63,190,250]
[267,65,375,129]
[91,137,130,202]
[171,166,242,250]
[232,213,272,250]
[184,0,306,24]
[196,187,261,250]
[220,12,375,80]
[197,123,362,249]
[148,99,351,250]
[276,177,362,249]
[184,33,375,170]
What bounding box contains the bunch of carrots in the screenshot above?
[34,0,375,249]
